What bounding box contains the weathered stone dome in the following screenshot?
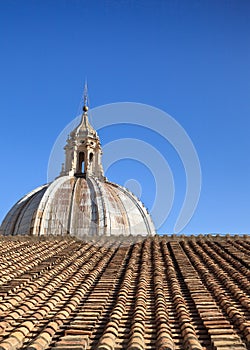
[0,94,155,238]
[0,176,155,237]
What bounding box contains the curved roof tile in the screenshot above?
[0,235,248,350]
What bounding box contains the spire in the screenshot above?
[83,79,88,112]
[78,79,95,136]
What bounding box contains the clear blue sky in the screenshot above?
[0,0,249,234]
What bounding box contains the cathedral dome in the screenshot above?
[0,92,155,238]
[0,176,155,237]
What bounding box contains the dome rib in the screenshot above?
[67,177,78,235]
[70,177,93,236]
[87,177,107,235]
[104,183,131,236]
[13,187,47,236]
[35,176,74,236]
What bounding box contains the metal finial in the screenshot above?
[83,79,89,112]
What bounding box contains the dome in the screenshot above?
[0,176,155,237]
[0,91,155,238]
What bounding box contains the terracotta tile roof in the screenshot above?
[0,235,249,350]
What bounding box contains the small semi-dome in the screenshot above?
[0,90,155,238]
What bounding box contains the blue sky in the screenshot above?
[0,0,249,234]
